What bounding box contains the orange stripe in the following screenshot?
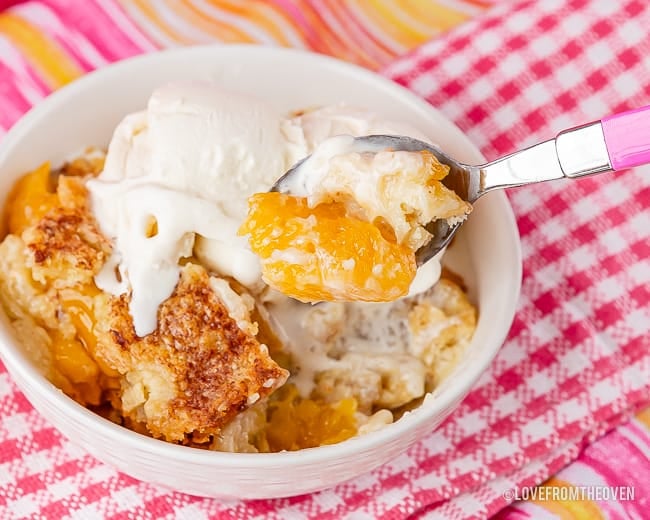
[205,0,294,46]
[253,0,312,47]
[127,0,190,44]
[287,1,356,62]
[326,1,388,68]
[636,406,650,429]
[0,13,82,88]
[310,1,382,68]
[464,0,495,7]
[177,0,256,43]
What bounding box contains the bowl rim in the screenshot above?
[0,44,522,467]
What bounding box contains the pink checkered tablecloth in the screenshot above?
[0,0,649,518]
[385,1,650,514]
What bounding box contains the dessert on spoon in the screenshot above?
[242,105,650,303]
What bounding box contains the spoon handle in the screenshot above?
[480,122,609,195]
[601,105,650,170]
[481,106,650,195]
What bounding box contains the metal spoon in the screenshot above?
[272,105,650,266]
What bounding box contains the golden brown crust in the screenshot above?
[1,162,288,444]
[0,171,116,407]
[22,177,110,287]
[94,263,288,442]
[54,149,105,178]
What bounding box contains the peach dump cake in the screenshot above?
[0,84,477,452]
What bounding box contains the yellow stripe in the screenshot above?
[353,0,471,51]
[123,0,257,45]
[353,0,429,49]
[0,13,82,88]
[530,477,605,519]
[403,0,471,33]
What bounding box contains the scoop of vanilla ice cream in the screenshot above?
[100,83,295,219]
[284,105,431,150]
[88,83,299,336]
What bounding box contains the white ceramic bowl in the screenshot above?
[0,45,521,499]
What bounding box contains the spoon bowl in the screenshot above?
[271,134,481,265]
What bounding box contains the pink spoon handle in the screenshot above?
[601,105,650,170]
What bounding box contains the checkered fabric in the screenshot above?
[0,0,649,518]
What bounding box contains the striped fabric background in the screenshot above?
[0,0,496,137]
[0,1,647,518]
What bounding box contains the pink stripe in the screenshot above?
[92,0,157,51]
[0,0,25,10]
[267,0,319,42]
[0,61,43,132]
[38,0,149,62]
[577,430,649,519]
[630,415,650,437]
[18,56,51,95]
[49,37,95,72]
[311,0,393,63]
[492,506,535,519]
